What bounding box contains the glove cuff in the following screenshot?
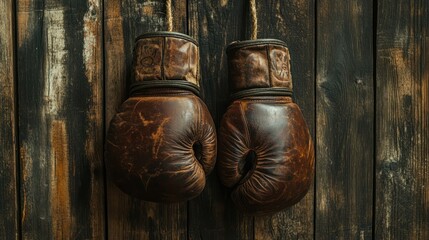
[226,39,293,93]
[230,87,292,101]
[132,31,200,87]
[129,79,200,97]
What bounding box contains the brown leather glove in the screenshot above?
[217,39,314,215]
[106,32,217,203]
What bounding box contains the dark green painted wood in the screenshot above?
[104,0,188,239]
[316,0,374,239]
[376,0,429,239]
[253,0,315,238]
[0,1,19,239]
[16,0,105,239]
[187,1,254,239]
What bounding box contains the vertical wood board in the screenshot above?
[17,0,105,238]
[375,0,429,239]
[187,1,254,239]
[316,0,374,238]
[0,0,19,239]
[104,0,188,239]
[253,0,315,238]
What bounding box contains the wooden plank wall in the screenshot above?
[0,0,427,239]
[16,0,105,239]
[0,1,19,239]
[254,1,315,239]
[187,1,252,239]
[375,0,429,239]
[104,0,188,239]
[316,0,374,238]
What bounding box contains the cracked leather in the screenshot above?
[218,39,314,215]
[105,32,216,203]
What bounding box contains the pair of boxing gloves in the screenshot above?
[105,32,314,215]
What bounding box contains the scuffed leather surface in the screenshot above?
[227,43,292,91]
[106,91,216,202]
[133,37,163,81]
[269,45,292,89]
[218,40,314,215]
[218,97,314,215]
[164,37,199,85]
[106,33,216,202]
[133,36,199,86]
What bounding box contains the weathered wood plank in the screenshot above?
[16,0,105,239]
[0,0,19,239]
[187,1,254,239]
[253,0,315,239]
[104,0,187,239]
[375,0,429,239]
[316,0,374,239]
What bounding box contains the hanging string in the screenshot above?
[166,0,173,31]
[250,0,258,39]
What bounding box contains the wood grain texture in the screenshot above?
[4,0,428,238]
[316,0,374,239]
[187,1,254,239]
[375,0,429,239]
[16,0,105,239]
[253,0,315,239]
[104,0,187,239]
[0,0,19,239]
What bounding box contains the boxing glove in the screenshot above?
[105,32,217,203]
[217,39,314,215]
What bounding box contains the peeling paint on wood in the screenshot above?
[83,0,100,82]
[43,9,68,115]
[17,0,105,239]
